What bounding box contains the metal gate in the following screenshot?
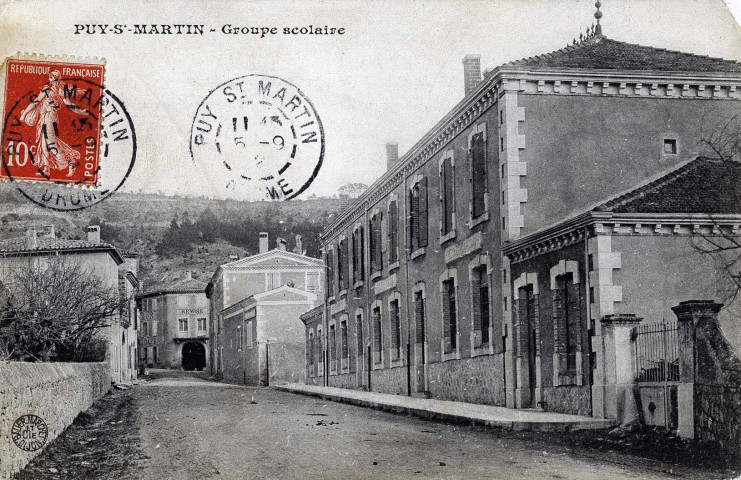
[633,319,679,429]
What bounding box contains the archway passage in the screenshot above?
[182,342,206,371]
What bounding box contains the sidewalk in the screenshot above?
[274,383,616,432]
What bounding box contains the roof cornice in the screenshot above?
[322,63,741,242]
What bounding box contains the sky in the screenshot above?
[1,0,740,200]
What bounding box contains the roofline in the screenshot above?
[125,271,139,288]
[300,303,324,325]
[220,285,318,316]
[0,245,124,265]
[503,211,741,256]
[321,63,741,241]
[139,287,206,298]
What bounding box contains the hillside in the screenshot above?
[0,185,353,289]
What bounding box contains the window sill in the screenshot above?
[387,261,400,274]
[410,247,426,260]
[353,280,364,289]
[389,359,404,368]
[441,349,461,362]
[469,211,489,229]
[439,229,457,246]
[327,295,336,304]
[338,289,348,299]
[370,271,382,282]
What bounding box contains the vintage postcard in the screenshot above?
[1,1,741,479]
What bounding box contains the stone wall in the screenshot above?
[694,384,741,451]
[328,372,357,390]
[540,385,591,416]
[0,362,110,479]
[427,354,505,405]
[370,366,407,396]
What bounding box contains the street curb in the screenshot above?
[273,385,616,433]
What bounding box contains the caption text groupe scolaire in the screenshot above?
[74,24,345,37]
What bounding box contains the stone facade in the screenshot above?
[0,362,109,479]
[694,385,741,451]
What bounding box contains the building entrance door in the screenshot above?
[182,342,206,371]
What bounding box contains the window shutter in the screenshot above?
[472,133,487,218]
[442,282,452,352]
[389,201,398,263]
[472,271,482,332]
[356,316,364,352]
[415,293,425,344]
[359,227,365,278]
[381,214,388,254]
[419,177,428,247]
[443,158,454,233]
[410,189,419,250]
[374,310,382,354]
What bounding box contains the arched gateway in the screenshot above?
[182,342,206,371]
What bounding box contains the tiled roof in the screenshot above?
[594,157,741,214]
[0,237,122,258]
[502,35,741,73]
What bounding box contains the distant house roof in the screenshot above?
[206,248,323,296]
[502,35,741,73]
[594,157,741,214]
[300,303,324,326]
[141,276,207,297]
[0,237,124,264]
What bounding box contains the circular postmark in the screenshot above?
[190,75,324,200]
[11,414,48,452]
[2,78,137,211]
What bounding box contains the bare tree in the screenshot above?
[692,114,741,305]
[0,256,126,362]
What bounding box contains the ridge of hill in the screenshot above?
[0,186,353,289]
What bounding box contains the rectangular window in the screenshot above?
[440,156,455,235]
[266,272,280,290]
[356,313,364,353]
[329,324,337,369]
[409,177,428,251]
[246,321,253,347]
[370,213,383,273]
[178,318,188,332]
[340,320,348,359]
[326,249,335,295]
[373,306,382,363]
[442,279,457,352]
[309,332,315,368]
[352,226,365,283]
[143,321,149,336]
[197,317,207,331]
[338,238,349,290]
[556,274,579,376]
[471,132,487,218]
[390,299,401,360]
[663,138,677,154]
[414,291,426,344]
[472,266,490,347]
[306,272,320,292]
[388,200,399,264]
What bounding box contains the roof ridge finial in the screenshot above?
[594,1,603,36]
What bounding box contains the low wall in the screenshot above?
[0,362,110,479]
[694,384,741,452]
[428,354,506,406]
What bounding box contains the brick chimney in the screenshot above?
[26,228,37,249]
[259,232,269,254]
[462,54,482,96]
[386,142,399,171]
[294,234,303,255]
[87,225,101,244]
[42,225,55,238]
[276,237,287,251]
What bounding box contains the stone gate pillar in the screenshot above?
[600,314,641,424]
[671,300,723,439]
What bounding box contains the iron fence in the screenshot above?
[633,319,679,382]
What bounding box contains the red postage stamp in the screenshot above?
[2,57,105,185]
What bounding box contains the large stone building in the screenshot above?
[0,225,140,383]
[311,21,741,423]
[138,272,209,371]
[207,232,324,378]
